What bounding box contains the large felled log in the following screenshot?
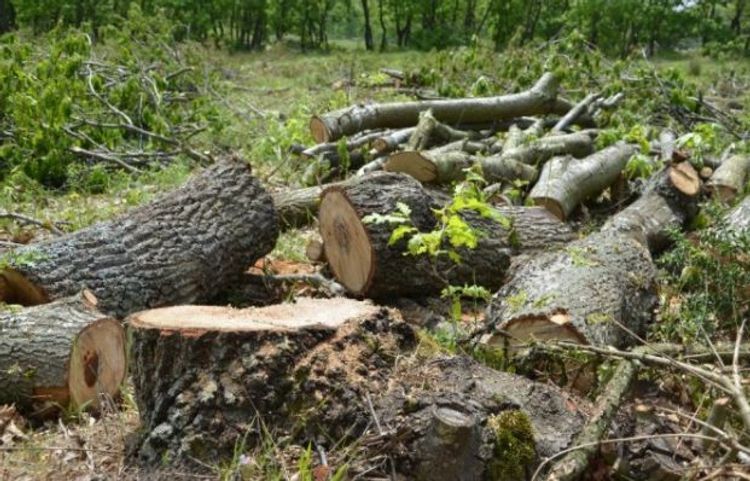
[318,172,574,298]
[129,298,588,478]
[0,161,278,318]
[706,154,750,202]
[529,142,637,220]
[0,291,126,414]
[310,73,561,142]
[479,163,701,357]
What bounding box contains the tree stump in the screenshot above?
[0,291,126,415]
[0,160,278,318]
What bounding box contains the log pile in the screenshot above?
[4,71,750,480]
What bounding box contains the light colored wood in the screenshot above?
[318,190,374,295]
[669,161,701,196]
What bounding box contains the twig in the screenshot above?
[0,212,63,235]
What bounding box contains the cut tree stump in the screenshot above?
[0,160,278,318]
[310,73,561,142]
[0,291,126,414]
[479,163,702,366]
[529,142,637,220]
[128,297,589,478]
[128,297,416,465]
[317,172,574,298]
[706,154,750,202]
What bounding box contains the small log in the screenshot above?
[273,185,325,230]
[311,73,561,142]
[529,142,637,220]
[384,140,489,183]
[602,162,701,253]
[496,131,595,166]
[480,163,701,359]
[0,291,126,414]
[372,127,416,153]
[551,93,600,133]
[318,172,574,298]
[0,161,279,317]
[299,130,385,159]
[356,155,389,175]
[305,238,326,263]
[706,154,750,202]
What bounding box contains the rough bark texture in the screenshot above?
[128,298,589,479]
[0,292,126,413]
[310,73,561,142]
[529,142,637,220]
[602,163,701,253]
[1,161,278,318]
[707,154,750,201]
[481,230,658,354]
[726,195,750,232]
[318,172,574,298]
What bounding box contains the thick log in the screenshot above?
[726,196,750,232]
[310,73,561,142]
[602,162,701,253]
[479,165,701,357]
[706,154,750,202]
[0,291,126,414]
[318,172,574,298]
[529,142,637,220]
[0,161,278,317]
[129,298,588,478]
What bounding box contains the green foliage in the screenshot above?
[657,204,750,343]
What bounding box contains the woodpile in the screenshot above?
[4,72,750,480]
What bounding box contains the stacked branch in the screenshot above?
[0,160,278,318]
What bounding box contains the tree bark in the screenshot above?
[310,73,561,142]
[706,154,750,202]
[479,164,701,364]
[372,127,416,153]
[318,172,574,298]
[361,0,374,50]
[529,142,636,220]
[495,132,595,166]
[384,139,491,183]
[726,195,750,232]
[602,162,702,253]
[0,161,278,318]
[128,299,589,477]
[0,291,126,415]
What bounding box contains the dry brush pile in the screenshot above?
[1,70,749,481]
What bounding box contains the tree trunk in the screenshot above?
[0,161,278,318]
[310,73,561,142]
[0,291,126,415]
[128,299,589,477]
[479,163,701,365]
[0,0,15,34]
[361,0,374,50]
[602,162,702,253]
[529,142,636,220]
[706,154,750,202]
[377,0,387,50]
[318,172,574,298]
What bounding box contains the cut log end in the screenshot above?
[384,151,437,182]
[0,270,48,306]
[493,311,587,355]
[310,116,331,143]
[318,189,374,296]
[669,162,701,196]
[129,298,376,334]
[68,318,127,409]
[533,197,566,221]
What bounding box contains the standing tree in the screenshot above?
[361,0,374,49]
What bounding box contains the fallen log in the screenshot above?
[384,139,490,183]
[310,73,561,142]
[299,130,386,159]
[0,291,126,414]
[706,154,750,202]
[129,298,589,477]
[529,142,637,220]
[494,131,595,166]
[602,162,701,252]
[372,127,416,153]
[726,195,750,232]
[317,172,574,298]
[551,93,600,133]
[479,162,701,359]
[0,160,278,317]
